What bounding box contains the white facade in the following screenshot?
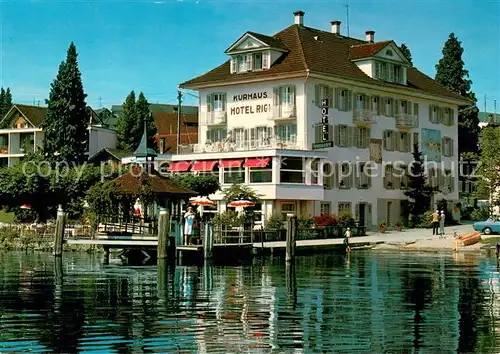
[0,128,44,167]
[87,126,118,157]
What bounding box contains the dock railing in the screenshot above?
[97,215,158,237]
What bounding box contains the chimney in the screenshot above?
[331,20,341,35]
[365,30,375,43]
[294,10,305,26]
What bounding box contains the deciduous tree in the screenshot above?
[476,126,500,211]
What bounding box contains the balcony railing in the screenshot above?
[353,109,374,124]
[203,111,226,126]
[179,136,304,154]
[268,104,296,120]
[396,113,419,128]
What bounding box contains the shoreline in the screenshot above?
[1,223,497,255]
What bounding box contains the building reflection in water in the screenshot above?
[0,252,498,352]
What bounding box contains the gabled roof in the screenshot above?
[0,104,47,128]
[348,41,394,60]
[225,31,289,53]
[181,24,467,103]
[88,148,132,163]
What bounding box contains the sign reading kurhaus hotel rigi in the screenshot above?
[230,91,271,115]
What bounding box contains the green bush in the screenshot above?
[297,215,313,229]
[265,213,285,230]
[338,211,355,227]
[471,205,490,221]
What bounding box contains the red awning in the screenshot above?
[191,160,218,172]
[219,159,244,168]
[168,161,191,172]
[243,157,271,168]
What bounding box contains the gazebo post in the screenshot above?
[157,206,170,260]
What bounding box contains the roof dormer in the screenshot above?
[225,31,289,74]
[349,39,411,85]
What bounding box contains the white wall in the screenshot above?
[88,128,117,157]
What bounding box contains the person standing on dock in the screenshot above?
[184,207,195,245]
[344,228,351,253]
[432,210,440,235]
[439,210,446,238]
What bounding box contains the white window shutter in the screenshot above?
[329,87,334,108]
[315,124,321,143]
[230,58,237,73]
[354,127,360,148]
[335,125,340,146]
[347,90,353,111]
[290,85,296,106]
[245,54,252,71]
[329,124,333,142]
[315,85,320,107]
[206,93,212,112]
[262,51,270,69]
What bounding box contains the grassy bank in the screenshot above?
[480,236,500,245]
[0,228,102,252]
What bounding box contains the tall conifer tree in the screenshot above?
[134,92,157,151]
[435,33,479,154]
[404,144,434,225]
[116,91,138,151]
[44,42,88,164]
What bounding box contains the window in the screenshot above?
[281,202,296,219]
[237,55,246,72]
[355,127,369,148]
[339,163,351,189]
[371,96,380,115]
[310,159,319,184]
[323,162,333,189]
[443,108,454,126]
[254,53,262,70]
[280,157,304,183]
[320,202,331,215]
[385,49,393,56]
[0,135,9,154]
[384,98,394,116]
[338,202,352,215]
[224,167,244,184]
[400,165,409,190]
[355,93,368,110]
[429,105,439,123]
[206,128,227,143]
[233,128,245,147]
[314,124,333,144]
[400,100,409,114]
[356,162,371,189]
[315,84,333,107]
[335,88,351,111]
[275,124,297,141]
[278,85,294,105]
[206,93,227,112]
[249,203,263,223]
[442,137,453,157]
[444,170,454,193]
[393,65,402,83]
[384,130,395,151]
[336,125,348,147]
[250,159,272,183]
[413,103,419,117]
[398,132,410,152]
[384,165,394,189]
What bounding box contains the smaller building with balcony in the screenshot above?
[0,104,118,167]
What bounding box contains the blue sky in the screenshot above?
[1,0,499,110]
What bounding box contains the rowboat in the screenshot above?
[457,231,481,246]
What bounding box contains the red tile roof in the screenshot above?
[181,25,467,102]
[153,112,198,135]
[348,41,393,60]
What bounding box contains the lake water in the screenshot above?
[0,251,498,353]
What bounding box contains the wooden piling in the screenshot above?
[157,207,170,260]
[53,205,65,257]
[203,222,213,259]
[286,214,297,262]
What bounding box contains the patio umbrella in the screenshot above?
[227,200,255,208]
[189,196,217,206]
[20,204,31,210]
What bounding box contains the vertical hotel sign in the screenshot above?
[312,99,334,149]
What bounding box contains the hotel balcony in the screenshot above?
[267,104,296,121]
[353,109,374,125]
[396,113,419,128]
[203,111,227,126]
[179,136,303,154]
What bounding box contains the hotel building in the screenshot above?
[160,11,468,228]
